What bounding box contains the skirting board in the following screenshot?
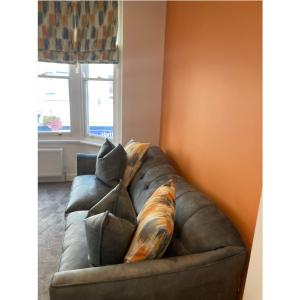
[66,173,76,182]
[38,173,76,183]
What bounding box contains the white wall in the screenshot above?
[121,1,166,145]
[243,201,262,300]
[38,141,100,181]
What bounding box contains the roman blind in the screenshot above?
[38,1,119,64]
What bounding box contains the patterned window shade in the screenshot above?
[38,1,119,64]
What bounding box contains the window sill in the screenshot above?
[38,139,103,147]
[80,140,102,147]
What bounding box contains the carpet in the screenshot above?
[38,182,71,300]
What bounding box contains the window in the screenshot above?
[38,63,71,133]
[82,64,114,139]
[37,62,116,140]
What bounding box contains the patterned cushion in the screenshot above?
[85,211,136,266]
[123,140,150,187]
[124,180,176,263]
[95,139,127,187]
[87,181,137,225]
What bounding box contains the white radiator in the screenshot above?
[38,148,64,182]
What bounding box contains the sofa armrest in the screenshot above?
[50,246,247,300]
[77,153,97,176]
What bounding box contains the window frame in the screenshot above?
[37,65,72,137]
[38,63,120,144]
[81,64,115,141]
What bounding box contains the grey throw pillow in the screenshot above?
[95,139,127,187]
[85,211,136,266]
[97,138,115,157]
[87,181,137,225]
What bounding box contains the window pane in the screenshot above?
[38,62,69,77]
[85,64,113,79]
[87,80,113,138]
[38,78,71,132]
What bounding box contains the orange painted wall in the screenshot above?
[160,2,262,249]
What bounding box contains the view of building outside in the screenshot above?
[38,62,71,132]
[85,64,114,138]
[37,62,114,138]
[38,77,71,132]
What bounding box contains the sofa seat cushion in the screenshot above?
[59,211,90,271]
[66,175,113,213]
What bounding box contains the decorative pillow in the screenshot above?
[87,181,137,225]
[97,138,115,157]
[123,139,150,187]
[85,211,136,266]
[95,139,127,187]
[124,179,176,263]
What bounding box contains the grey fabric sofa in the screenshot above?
[49,146,247,300]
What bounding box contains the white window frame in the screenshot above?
[37,67,72,138]
[80,64,118,142]
[38,63,121,145]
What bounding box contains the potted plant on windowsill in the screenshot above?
[43,116,63,131]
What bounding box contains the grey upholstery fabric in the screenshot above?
[128,147,244,257]
[87,181,137,225]
[85,211,136,267]
[95,140,127,187]
[50,146,247,300]
[50,246,247,300]
[77,153,97,176]
[59,211,89,271]
[65,175,112,214]
[97,138,115,158]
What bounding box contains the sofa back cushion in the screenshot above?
[129,146,245,256]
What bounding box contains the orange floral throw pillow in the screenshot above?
[123,140,150,187]
[124,180,176,263]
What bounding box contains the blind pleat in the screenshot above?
[38,1,119,64]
